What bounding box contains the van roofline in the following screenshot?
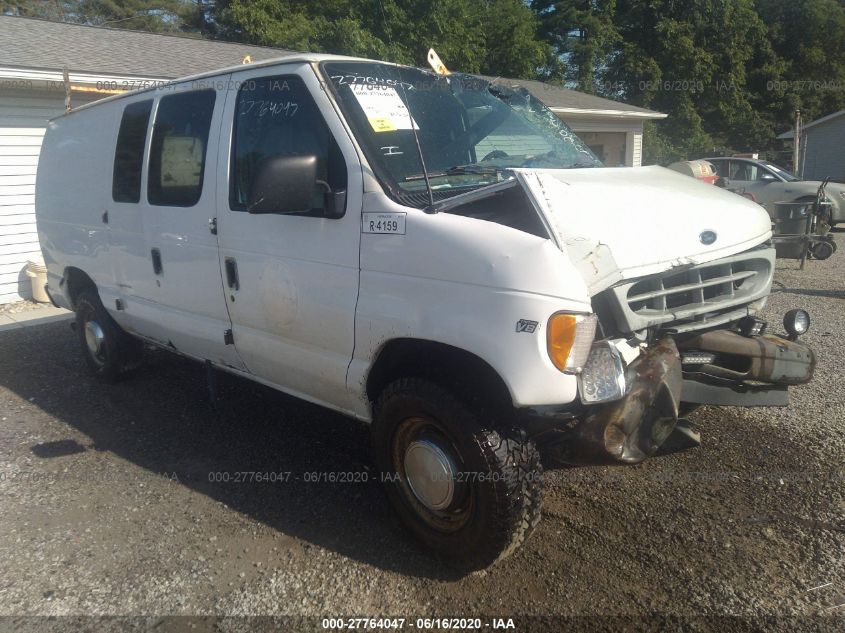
[48,53,398,121]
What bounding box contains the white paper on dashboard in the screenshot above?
[350,83,419,132]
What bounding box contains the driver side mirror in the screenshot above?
[759,172,777,183]
[248,155,317,215]
[247,155,346,219]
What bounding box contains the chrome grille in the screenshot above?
[603,247,775,334]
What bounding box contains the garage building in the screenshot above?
[778,109,845,182]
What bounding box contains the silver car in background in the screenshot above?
[707,156,845,228]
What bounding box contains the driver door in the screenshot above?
[215,64,364,414]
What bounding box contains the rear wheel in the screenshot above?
[74,290,139,381]
[372,378,543,569]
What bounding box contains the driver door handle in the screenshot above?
[224,257,239,291]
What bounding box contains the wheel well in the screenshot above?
[366,338,515,417]
[63,267,97,309]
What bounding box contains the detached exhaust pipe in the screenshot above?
[677,327,815,386]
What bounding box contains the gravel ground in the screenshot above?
[0,238,843,630]
[0,299,43,316]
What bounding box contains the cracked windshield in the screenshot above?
[323,61,601,202]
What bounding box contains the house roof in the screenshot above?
[778,109,845,140]
[0,15,293,78]
[0,15,665,119]
[481,75,666,119]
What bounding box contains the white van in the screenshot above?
[36,54,815,569]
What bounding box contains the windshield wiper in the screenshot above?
[404,164,508,182]
[424,176,518,214]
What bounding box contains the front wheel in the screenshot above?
[372,378,543,569]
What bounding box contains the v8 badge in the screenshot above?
[515,319,539,333]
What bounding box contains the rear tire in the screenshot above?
[372,378,543,569]
[74,290,139,382]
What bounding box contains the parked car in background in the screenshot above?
[706,156,845,228]
[667,160,720,185]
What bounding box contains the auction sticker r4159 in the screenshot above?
[362,212,406,235]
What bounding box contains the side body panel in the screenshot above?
[127,77,242,367]
[348,191,593,416]
[37,79,243,369]
[36,103,121,310]
[106,95,160,337]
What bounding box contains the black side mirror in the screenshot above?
[248,155,318,214]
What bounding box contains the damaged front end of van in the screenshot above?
[516,168,816,464]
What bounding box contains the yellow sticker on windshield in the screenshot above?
[351,83,418,133]
[368,117,397,132]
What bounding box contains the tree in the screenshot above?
[532,0,620,89]
[602,0,783,160]
[482,0,552,79]
[73,0,185,32]
[2,0,191,32]
[1,0,71,18]
[757,0,845,126]
[209,0,552,79]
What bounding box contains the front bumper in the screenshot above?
[524,323,814,465]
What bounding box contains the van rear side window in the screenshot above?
[112,100,152,203]
[148,90,216,207]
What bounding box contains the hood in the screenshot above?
[516,166,772,294]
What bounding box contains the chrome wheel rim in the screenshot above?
[392,416,472,533]
[404,439,458,511]
[84,319,106,365]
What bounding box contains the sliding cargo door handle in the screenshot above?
[224,257,239,291]
[150,248,163,275]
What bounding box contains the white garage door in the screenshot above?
[0,124,43,304]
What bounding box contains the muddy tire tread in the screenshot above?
[374,377,543,569]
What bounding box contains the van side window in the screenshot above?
[148,90,216,207]
[112,99,152,203]
[230,75,347,212]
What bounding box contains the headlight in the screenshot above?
[783,309,810,340]
[578,341,627,403]
[547,313,597,373]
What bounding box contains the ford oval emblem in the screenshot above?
[699,230,717,245]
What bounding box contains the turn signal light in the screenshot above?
[547,313,597,373]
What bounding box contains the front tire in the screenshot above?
[74,290,138,381]
[372,378,543,569]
